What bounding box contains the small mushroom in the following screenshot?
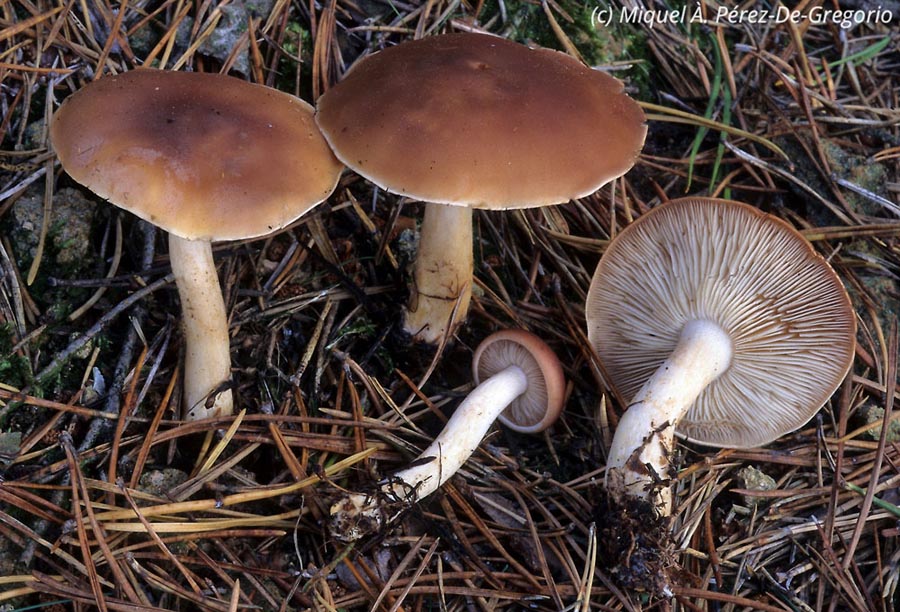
[316,33,646,344]
[586,197,856,512]
[330,329,564,542]
[51,69,343,420]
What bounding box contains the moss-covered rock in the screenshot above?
[9,186,97,274]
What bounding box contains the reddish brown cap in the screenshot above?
[586,198,856,448]
[473,329,566,433]
[316,33,646,208]
[51,69,343,241]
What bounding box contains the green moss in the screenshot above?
[6,187,98,312]
[858,404,900,442]
[0,323,33,390]
[570,2,648,67]
[822,140,889,217]
[330,317,378,348]
[737,465,777,508]
[282,21,308,57]
[478,0,651,94]
[275,22,314,97]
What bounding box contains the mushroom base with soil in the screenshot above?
[402,203,473,344]
[592,488,676,598]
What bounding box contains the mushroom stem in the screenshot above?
[331,364,528,541]
[606,319,732,512]
[392,364,528,498]
[403,203,473,343]
[168,234,234,420]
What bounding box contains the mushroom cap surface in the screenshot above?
[473,329,565,433]
[316,33,646,208]
[586,198,856,448]
[51,69,343,241]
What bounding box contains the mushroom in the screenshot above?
[330,329,565,541]
[51,69,343,420]
[316,33,646,344]
[586,197,856,512]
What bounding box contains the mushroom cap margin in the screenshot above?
[473,329,566,434]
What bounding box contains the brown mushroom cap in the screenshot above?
[586,197,856,448]
[51,69,343,241]
[472,329,566,433]
[316,33,646,208]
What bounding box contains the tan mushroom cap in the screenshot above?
[51,69,343,241]
[316,33,646,208]
[473,329,566,433]
[586,198,856,448]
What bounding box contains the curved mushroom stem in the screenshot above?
[168,235,234,421]
[606,319,732,513]
[331,364,528,541]
[403,203,473,344]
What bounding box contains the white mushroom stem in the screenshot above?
[168,235,234,421]
[403,203,473,344]
[331,364,528,541]
[391,364,528,498]
[606,319,732,513]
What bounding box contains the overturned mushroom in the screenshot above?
[51,69,343,420]
[585,197,856,596]
[587,197,856,512]
[330,329,564,541]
